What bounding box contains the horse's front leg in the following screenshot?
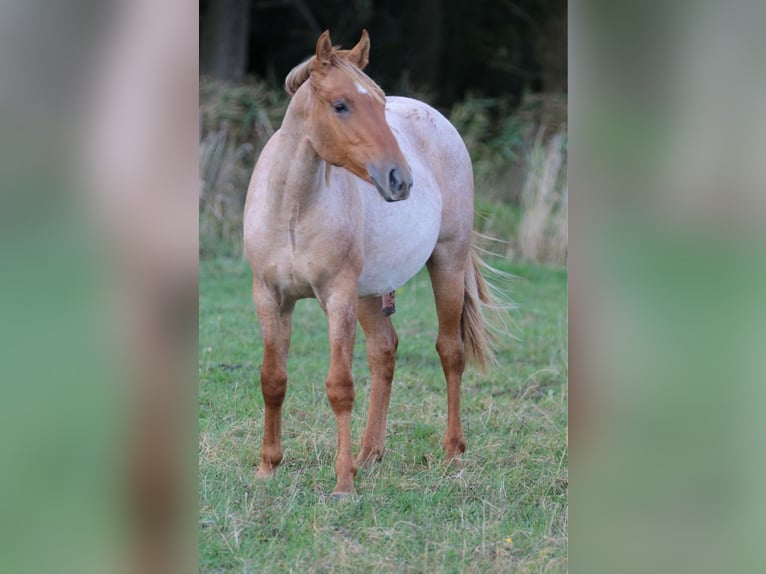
[320,275,359,496]
[252,281,294,478]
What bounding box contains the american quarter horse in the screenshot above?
[244,30,497,496]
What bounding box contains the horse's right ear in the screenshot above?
[349,29,370,69]
[316,30,333,65]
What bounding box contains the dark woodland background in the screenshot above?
[201,0,566,109]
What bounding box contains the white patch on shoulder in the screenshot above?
[355,82,368,94]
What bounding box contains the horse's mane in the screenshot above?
[284,51,386,105]
[284,56,314,96]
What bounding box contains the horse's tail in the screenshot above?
[462,247,512,370]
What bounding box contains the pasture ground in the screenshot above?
[199,256,567,573]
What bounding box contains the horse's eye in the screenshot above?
[332,101,349,114]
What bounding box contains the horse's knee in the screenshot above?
[260,368,287,407]
[326,374,355,413]
[369,331,398,378]
[436,335,465,372]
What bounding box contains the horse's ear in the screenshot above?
[315,30,334,65]
[349,29,370,69]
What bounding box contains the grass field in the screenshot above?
[199,256,567,573]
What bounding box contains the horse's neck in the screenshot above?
[265,95,326,214]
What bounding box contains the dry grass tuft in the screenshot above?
[515,128,568,265]
[199,77,288,257]
[199,127,253,257]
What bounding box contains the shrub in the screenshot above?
[199,77,288,257]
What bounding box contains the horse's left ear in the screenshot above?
[316,30,334,65]
[349,29,370,69]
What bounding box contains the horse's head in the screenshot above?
[289,30,413,202]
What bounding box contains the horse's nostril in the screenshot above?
[387,167,410,197]
[388,168,400,191]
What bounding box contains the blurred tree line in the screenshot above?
[200,0,566,109]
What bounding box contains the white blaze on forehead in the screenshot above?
[355,81,369,95]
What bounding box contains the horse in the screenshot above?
[244,30,497,496]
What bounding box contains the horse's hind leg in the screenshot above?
[252,282,294,478]
[356,296,398,467]
[427,248,468,460]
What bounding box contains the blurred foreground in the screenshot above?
[1,1,197,573]
[571,1,766,572]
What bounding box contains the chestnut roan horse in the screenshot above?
[244,30,496,496]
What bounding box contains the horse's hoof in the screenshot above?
[331,478,357,499]
[444,444,466,466]
[356,447,384,468]
[330,490,358,501]
[255,466,275,479]
[444,436,466,462]
[445,453,464,467]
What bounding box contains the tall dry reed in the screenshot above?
[515,128,568,265]
[199,78,287,257]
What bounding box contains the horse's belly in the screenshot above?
[357,180,441,297]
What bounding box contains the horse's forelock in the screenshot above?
[332,57,386,104]
[284,52,385,103]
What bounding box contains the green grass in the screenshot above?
[199,257,567,573]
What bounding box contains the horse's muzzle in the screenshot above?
[368,164,413,202]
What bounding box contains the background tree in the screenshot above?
[200,0,251,82]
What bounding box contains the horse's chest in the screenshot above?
[250,211,361,296]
